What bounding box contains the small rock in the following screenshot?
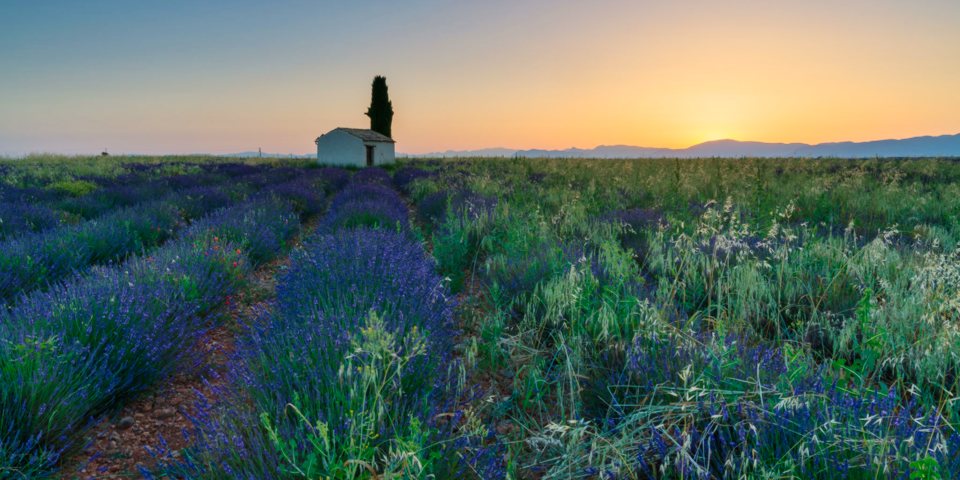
[117,416,135,430]
[156,408,176,420]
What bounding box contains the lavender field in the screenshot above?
[2,155,960,479]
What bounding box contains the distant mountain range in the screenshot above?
[407,133,960,159]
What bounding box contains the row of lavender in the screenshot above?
[0,167,313,303]
[0,162,311,242]
[0,164,253,239]
[149,171,471,478]
[0,171,331,477]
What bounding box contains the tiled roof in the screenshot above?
[333,128,395,143]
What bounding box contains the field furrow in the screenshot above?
[0,168,315,303]
[0,167,336,478]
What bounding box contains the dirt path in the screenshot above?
[401,190,519,478]
[57,219,318,479]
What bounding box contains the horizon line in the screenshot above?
[2,131,959,159]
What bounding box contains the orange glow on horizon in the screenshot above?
[2,1,959,156]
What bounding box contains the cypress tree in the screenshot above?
[365,76,394,138]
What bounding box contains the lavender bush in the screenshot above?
[258,179,326,217]
[329,182,404,210]
[349,166,392,185]
[0,197,301,476]
[186,198,299,266]
[0,201,62,239]
[0,201,181,302]
[152,196,462,478]
[0,169,311,303]
[417,189,497,227]
[316,166,351,192]
[393,166,434,193]
[319,196,409,233]
[174,186,234,220]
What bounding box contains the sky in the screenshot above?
[1,0,959,156]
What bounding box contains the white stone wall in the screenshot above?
[371,141,396,165]
[316,129,364,166]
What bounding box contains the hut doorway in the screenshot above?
[365,145,375,167]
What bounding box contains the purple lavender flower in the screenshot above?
[349,166,392,185]
[330,182,404,210]
[0,196,298,476]
[316,166,351,192]
[320,196,409,233]
[393,167,434,193]
[256,180,325,217]
[418,189,497,226]
[0,202,62,239]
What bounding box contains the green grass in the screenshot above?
[402,156,960,479]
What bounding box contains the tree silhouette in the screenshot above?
[365,76,394,138]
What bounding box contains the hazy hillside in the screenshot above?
[407,133,960,158]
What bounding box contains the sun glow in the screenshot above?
[1,1,959,155]
[694,132,733,145]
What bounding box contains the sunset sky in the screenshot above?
[2,0,959,156]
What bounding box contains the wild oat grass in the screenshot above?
[404,157,960,479]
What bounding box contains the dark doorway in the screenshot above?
[365,145,375,167]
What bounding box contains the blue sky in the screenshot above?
[2,0,959,155]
